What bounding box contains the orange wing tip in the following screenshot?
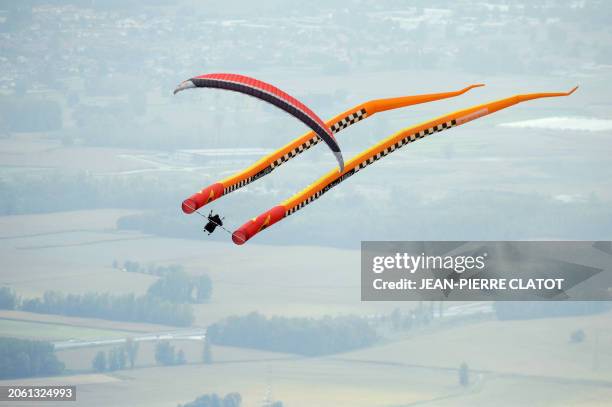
[461,83,485,93]
[566,85,579,96]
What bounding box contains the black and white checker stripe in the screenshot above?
[225,108,370,194]
[285,169,356,216]
[271,108,368,169]
[286,190,323,216]
[224,178,250,193]
[330,109,367,134]
[270,136,321,168]
[355,119,457,172]
[285,119,457,216]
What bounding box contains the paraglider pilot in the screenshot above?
[204,211,224,235]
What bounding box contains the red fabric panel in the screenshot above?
[194,73,333,139]
[232,205,286,245]
[181,183,225,213]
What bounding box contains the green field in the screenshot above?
[0,319,132,341]
[340,311,612,382]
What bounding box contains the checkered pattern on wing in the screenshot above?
[225,108,369,193]
[224,177,253,194]
[355,120,456,172]
[285,119,457,216]
[330,109,367,134]
[270,108,368,169]
[270,136,321,168]
[286,189,325,216]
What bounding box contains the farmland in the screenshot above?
[1,209,612,406]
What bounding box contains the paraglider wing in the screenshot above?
[180,84,485,214]
[174,73,343,171]
[231,86,579,245]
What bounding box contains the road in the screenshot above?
[53,328,207,350]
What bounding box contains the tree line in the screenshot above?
[92,338,139,372]
[1,267,213,326]
[178,392,243,407]
[154,340,187,366]
[0,170,185,216]
[207,312,378,356]
[113,260,183,276]
[0,337,64,379]
[92,338,213,372]
[0,286,18,309]
[494,301,611,320]
[147,271,212,304]
[0,96,62,134]
[21,291,194,327]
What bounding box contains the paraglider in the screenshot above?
[181,83,485,214]
[174,75,578,244]
[174,73,343,171]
